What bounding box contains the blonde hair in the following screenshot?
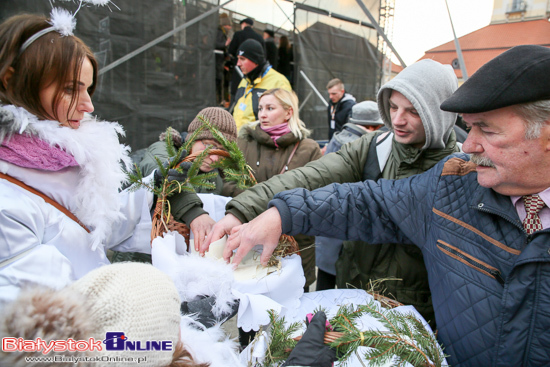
[258,88,311,139]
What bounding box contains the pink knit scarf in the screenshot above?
[0,133,79,171]
[261,123,291,148]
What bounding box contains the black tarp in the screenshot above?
[2,0,384,146]
[292,1,382,141]
[1,0,219,150]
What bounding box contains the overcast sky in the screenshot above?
[392,0,494,65]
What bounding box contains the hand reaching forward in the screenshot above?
[223,207,282,267]
[190,214,216,252]
[200,214,242,255]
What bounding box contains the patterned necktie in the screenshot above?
[522,194,546,234]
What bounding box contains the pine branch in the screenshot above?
[261,310,301,367]
[261,300,447,367]
[194,114,257,188]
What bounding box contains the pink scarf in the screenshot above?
[0,133,79,171]
[261,123,291,148]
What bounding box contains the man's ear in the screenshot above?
[544,122,550,152]
[1,67,14,89]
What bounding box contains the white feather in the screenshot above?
[49,7,76,36]
[179,316,243,367]
[83,0,113,5]
[173,252,238,318]
[3,105,133,250]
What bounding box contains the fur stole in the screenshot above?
[0,105,133,250]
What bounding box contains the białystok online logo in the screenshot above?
[103,332,172,351]
[2,332,173,354]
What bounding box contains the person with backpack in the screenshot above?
[203,59,461,328]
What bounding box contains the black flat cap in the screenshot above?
[240,17,254,26]
[441,45,550,113]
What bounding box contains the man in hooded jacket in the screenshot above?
[204,59,461,327]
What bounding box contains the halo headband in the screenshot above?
[20,26,56,54]
[19,0,117,55]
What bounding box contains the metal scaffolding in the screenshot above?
[377,0,396,87]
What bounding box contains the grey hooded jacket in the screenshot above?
[335,59,460,327]
[226,60,460,325]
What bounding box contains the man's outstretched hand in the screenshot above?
[200,214,243,255]
[222,207,283,267]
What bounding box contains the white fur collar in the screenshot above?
[2,105,133,250]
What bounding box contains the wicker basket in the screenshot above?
[150,149,230,245]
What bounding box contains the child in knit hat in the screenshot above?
[112,107,240,262]
[138,107,237,178]
[185,107,238,173]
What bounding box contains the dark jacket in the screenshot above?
[270,153,550,367]
[228,26,265,59]
[276,44,293,80]
[264,37,278,69]
[236,124,322,287]
[229,129,459,323]
[327,93,356,140]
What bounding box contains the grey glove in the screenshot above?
[165,161,192,182]
[181,296,239,328]
[154,152,191,186]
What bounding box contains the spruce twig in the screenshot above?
[259,300,447,367]
[261,310,301,366]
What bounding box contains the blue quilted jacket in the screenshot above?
[270,153,550,367]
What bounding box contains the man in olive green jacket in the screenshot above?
[203,59,461,327]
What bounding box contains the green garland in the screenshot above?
[127,115,256,205]
[261,300,447,367]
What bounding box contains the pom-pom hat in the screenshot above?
[441,45,550,113]
[0,263,181,366]
[186,107,238,143]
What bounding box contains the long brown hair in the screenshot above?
[279,35,291,51]
[0,14,98,121]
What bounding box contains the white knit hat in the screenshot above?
[0,263,181,367]
[70,263,181,366]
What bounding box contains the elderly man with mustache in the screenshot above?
[219,45,550,367]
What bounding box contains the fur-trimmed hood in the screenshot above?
[0,104,133,250]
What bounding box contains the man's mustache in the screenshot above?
[470,154,496,168]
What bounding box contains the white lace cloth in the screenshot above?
[151,193,305,332]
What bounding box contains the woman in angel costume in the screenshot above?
[0,10,157,304]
